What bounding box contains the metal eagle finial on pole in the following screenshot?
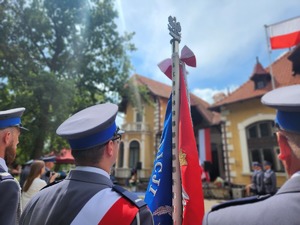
[168,15,182,225]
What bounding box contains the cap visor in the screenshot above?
[117,129,125,135]
[20,126,29,131]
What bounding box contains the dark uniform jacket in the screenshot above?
[0,163,21,225]
[264,169,277,195]
[203,175,300,225]
[20,168,153,225]
[255,169,265,195]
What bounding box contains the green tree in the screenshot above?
[0,0,135,162]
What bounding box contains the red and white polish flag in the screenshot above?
[268,16,300,50]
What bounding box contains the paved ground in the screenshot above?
[204,199,223,212]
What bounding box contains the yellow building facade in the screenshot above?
[115,74,221,185]
[220,98,286,187]
[211,51,300,189]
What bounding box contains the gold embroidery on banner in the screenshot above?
[179,149,187,166]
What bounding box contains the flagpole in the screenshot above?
[264,24,276,90]
[168,15,182,225]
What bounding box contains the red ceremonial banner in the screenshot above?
[179,69,205,225]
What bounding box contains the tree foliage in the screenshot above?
[127,81,154,108]
[0,0,135,162]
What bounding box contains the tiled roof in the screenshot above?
[288,44,300,75]
[210,51,300,110]
[250,58,270,80]
[131,74,171,99]
[130,74,220,125]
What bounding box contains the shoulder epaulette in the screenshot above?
[211,194,271,212]
[0,172,14,181]
[112,185,147,209]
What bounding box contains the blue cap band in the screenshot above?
[0,117,21,129]
[68,122,117,150]
[276,110,300,133]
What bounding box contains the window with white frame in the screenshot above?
[134,107,144,131]
[246,120,283,172]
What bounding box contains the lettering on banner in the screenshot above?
[148,146,164,196]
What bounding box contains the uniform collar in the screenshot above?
[291,171,300,179]
[73,166,110,179]
[0,158,8,172]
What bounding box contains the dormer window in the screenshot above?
[250,57,271,90]
[255,79,268,89]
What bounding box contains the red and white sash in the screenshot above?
[71,188,138,225]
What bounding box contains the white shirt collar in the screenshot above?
[0,158,8,172]
[73,166,110,179]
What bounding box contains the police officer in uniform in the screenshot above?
[263,160,277,195]
[245,161,259,196]
[245,162,264,196]
[0,108,26,225]
[254,162,265,195]
[203,84,300,225]
[41,155,58,183]
[19,159,33,188]
[20,103,154,225]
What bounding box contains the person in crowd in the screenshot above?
[201,163,211,183]
[40,155,57,184]
[20,103,153,225]
[213,176,225,188]
[20,160,33,188]
[202,84,300,225]
[9,162,21,178]
[254,162,265,195]
[129,169,137,188]
[245,161,259,196]
[263,160,277,195]
[21,160,56,210]
[0,108,26,225]
[245,162,264,196]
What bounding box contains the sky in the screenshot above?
[114,0,300,104]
